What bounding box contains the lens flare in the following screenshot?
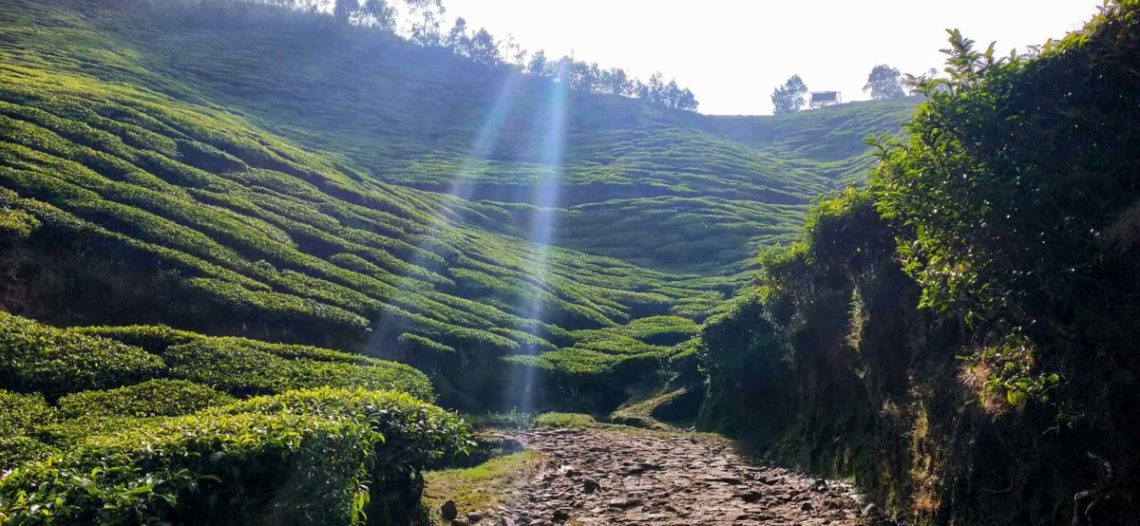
[366,72,522,359]
[502,67,569,414]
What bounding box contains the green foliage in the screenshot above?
[0,0,910,407]
[0,312,163,398]
[771,75,808,115]
[863,64,907,100]
[3,388,471,525]
[871,1,1140,403]
[0,412,376,525]
[0,389,55,436]
[57,379,236,418]
[701,5,1140,523]
[0,208,39,240]
[71,324,201,354]
[532,412,599,428]
[959,336,1061,407]
[217,387,473,472]
[165,339,435,400]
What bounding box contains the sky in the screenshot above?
[443,0,1101,115]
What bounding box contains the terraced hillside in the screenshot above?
[0,0,914,409]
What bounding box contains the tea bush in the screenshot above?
[71,324,201,354]
[0,312,163,398]
[0,412,375,525]
[0,389,55,436]
[165,339,434,400]
[217,387,473,522]
[57,379,236,418]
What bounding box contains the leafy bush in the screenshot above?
[0,412,375,525]
[71,324,201,354]
[57,379,236,418]
[33,415,160,449]
[0,436,57,472]
[164,339,434,399]
[217,387,472,468]
[0,312,163,398]
[0,389,55,436]
[216,387,473,522]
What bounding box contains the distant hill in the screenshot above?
[0,0,915,408]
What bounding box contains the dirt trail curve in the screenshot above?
[481,427,868,526]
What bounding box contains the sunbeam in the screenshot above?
[501,64,570,414]
[365,72,523,361]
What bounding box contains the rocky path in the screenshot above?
[464,427,868,526]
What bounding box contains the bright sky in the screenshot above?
[444,0,1100,115]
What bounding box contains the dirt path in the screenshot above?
[463,427,867,526]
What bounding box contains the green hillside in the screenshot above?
[0,0,914,413]
[698,5,1140,523]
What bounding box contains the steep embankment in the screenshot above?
[0,0,913,410]
[698,6,1140,525]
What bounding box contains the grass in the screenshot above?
[609,387,692,430]
[532,412,602,428]
[422,450,546,524]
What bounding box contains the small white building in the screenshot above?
[809,91,842,109]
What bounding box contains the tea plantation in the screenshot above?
[0,0,917,521]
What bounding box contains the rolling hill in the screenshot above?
[0,0,914,410]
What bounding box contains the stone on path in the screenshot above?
[441,499,458,521]
[488,428,863,525]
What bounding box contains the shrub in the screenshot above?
[0,312,163,398]
[165,340,434,399]
[0,436,57,472]
[57,379,236,419]
[216,387,473,522]
[0,389,55,436]
[71,324,201,354]
[33,416,158,449]
[0,412,375,525]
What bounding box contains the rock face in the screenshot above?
[484,428,863,525]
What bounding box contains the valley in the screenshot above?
[1,0,1137,524]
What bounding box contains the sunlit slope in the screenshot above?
[5,0,914,271]
[0,0,913,406]
[0,2,716,374]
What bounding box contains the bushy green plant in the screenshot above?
[164,339,434,399]
[0,436,58,472]
[0,389,55,436]
[0,312,163,398]
[57,379,236,418]
[216,387,473,522]
[71,324,201,354]
[871,2,1140,406]
[0,412,375,525]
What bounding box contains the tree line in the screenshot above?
[770,64,913,115]
[325,0,699,111]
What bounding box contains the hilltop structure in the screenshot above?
[809,90,842,108]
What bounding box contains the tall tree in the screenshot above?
[333,0,357,24]
[602,68,630,96]
[444,17,468,49]
[466,28,499,64]
[771,75,808,115]
[863,64,906,99]
[406,0,445,46]
[526,50,549,77]
[675,87,698,111]
[361,0,396,30]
